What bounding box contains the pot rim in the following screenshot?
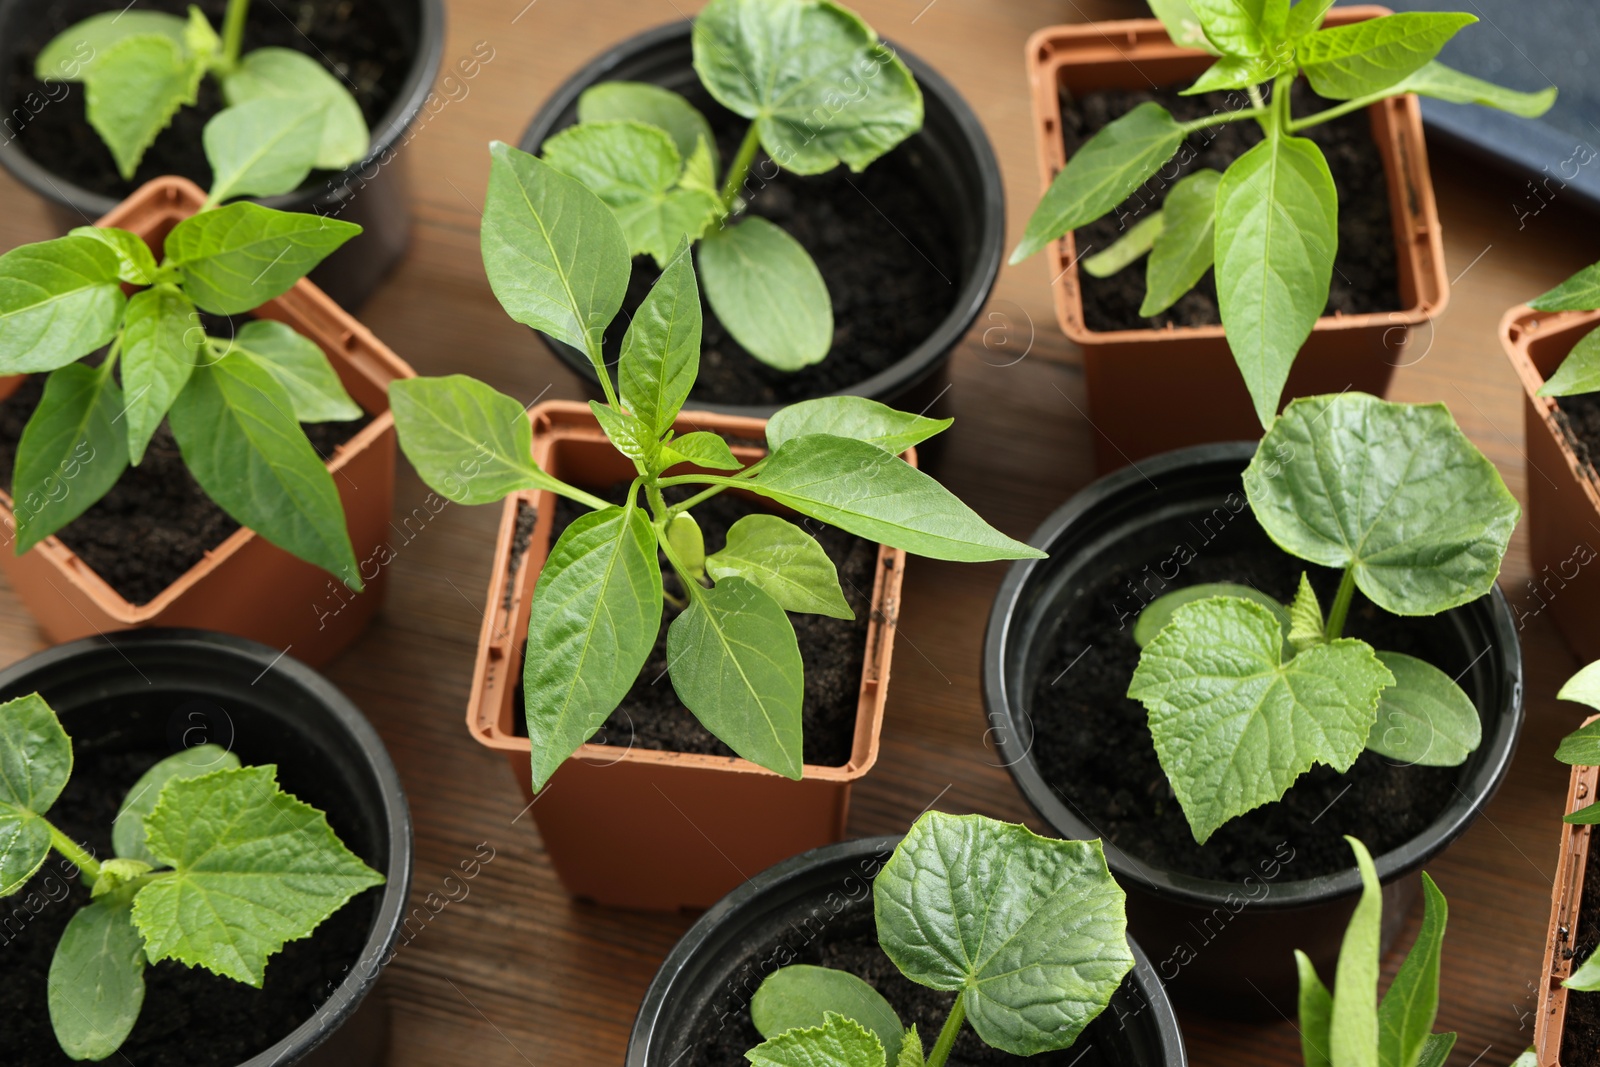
[982,440,1525,911]
[1501,304,1600,512]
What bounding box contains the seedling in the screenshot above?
[1292,836,1458,1067]
[1012,1,1555,426]
[1551,660,1600,991]
[36,0,368,182]
[0,692,382,1061]
[1525,262,1600,400]
[536,0,922,371]
[0,114,368,589]
[1127,392,1518,844]
[390,143,1039,790]
[744,812,1132,1067]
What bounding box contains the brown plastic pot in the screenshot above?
[466,400,906,911]
[1501,306,1600,663]
[0,176,415,667]
[1024,6,1449,472]
[1535,715,1600,1066]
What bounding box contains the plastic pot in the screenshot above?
[0,177,416,667]
[466,400,906,911]
[0,0,446,310]
[982,443,1523,1017]
[1024,7,1449,473]
[0,628,413,1067]
[1536,716,1600,1067]
[517,21,1004,422]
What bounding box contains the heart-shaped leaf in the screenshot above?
[83,33,203,179]
[577,81,719,172]
[699,217,832,370]
[1364,652,1480,767]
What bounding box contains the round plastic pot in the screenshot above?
[0,0,446,310]
[517,21,1004,421]
[0,628,413,1067]
[982,443,1523,1018]
[627,834,1187,1067]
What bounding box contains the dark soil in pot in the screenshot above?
[2,0,410,200]
[1555,393,1600,487]
[1561,829,1600,1063]
[1065,80,1401,333]
[510,484,875,768]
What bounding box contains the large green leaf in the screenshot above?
[524,506,661,791]
[699,217,832,370]
[1187,0,1288,57]
[618,241,701,436]
[120,284,201,463]
[0,235,126,374]
[1142,168,1221,317]
[166,203,360,315]
[47,892,146,1061]
[1298,13,1476,100]
[1391,61,1556,119]
[753,966,904,1062]
[228,319,361,423]
[36,11,189,81]
[222,47,370,170]
[1011,103,1186,264]
[1215,134,1337,427]
[1296,950,1333,1067]
[578,81,719,172]
[706,514,852,619]
[13,362,130,554]
[874,812,1133,1056]
[766,396,950,455]
[1242,393,1520,615]
[1127,597,1393,843]
[693,0,922,176]
[389,376,571,505]
[112,745,242,865]
[1365,652,1480,767]
[1132,581,1290,650]
[203,97,327,204]
[668,576,804,778]
[83,33,202,179]
[1376,872,1447,1067]
[1538,330,1600,398]
[0,693,72,897]
[1531,263,1600,312]
[1330,836,1382,1067]
[67,226,158,286]
[132,764,383,986]
[747,1012,886,1067]
[168,350,360,588]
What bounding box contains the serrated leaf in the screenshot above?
[113,745,241,864]
[753,966,903,1061]
[666,512,705,575]
[1330,836,1381,1067]
[1538,329,1600,398]
[1243,393,1520,615]
[1558,661,1600,715]
[700,217,832,370]
[1149,0,1221,52]
[227,319,361,423]
[222,47,369,170]
[1567,954,1600,991]
[166,203,360,315]
[0,693,71,896]
[92,858,153,898]
[390,376,570,505]
[36,11,189,81]
[84,34,202,179]
[131,764,383,986]
[183,7,220,65]
[1391,61,1556,119]
[1288,572,1325,654]
[1296,949,1333,1067]
[874,812,1133,1056]
[766,397,950,455]
[0,235,126,374]
[1083,211,1164,278]
[1188,0,1289,57]
[67,226,158,286]
[894,1028,923,1067]
[1376,872,1447,1067]
[590,400,659,466]
[1128,597,1393,843]
[619,240,701,436]
[660,431,741,471]
[203,97,327,204]
[1531,263,1600,312]
[48,892,146,1061]
[578,81,720,172]
[1298,13,1476,100]
[1141,168,1220,316]
[1133,582,1289,649]
[1365,652,1480,767]
[707,514,852,619]
[13,362,130,553]
[120,284,201,463]
[748,1011,886,1067]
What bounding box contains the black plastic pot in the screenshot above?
[628,835,1187,1067]
[0,629,413,1067]
[0,0,445,310]
[982,443,1524,1020]
[518,21,1005,422]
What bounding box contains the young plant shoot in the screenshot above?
[36,0,368,182]
[0,106,368,589]
[1012,1,1555,426]
[1526,261,1600,400]
[1551,660,1600,992]
[0,692,383,1061]
[538,0,922,371]
[389,143,1040,791]
[1127,392,1519,844]
[745,812,1133,1067]
[1293,836,1458,1067]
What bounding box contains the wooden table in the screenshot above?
[3,1,1597,1064]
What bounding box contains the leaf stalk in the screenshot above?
[1324,567,1357,640]
[719,122,764,213]
[46,819,102,887]
[926,990,968,1067]
[219,0,251,72]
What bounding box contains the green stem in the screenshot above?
[538,475,609,512]
[661,458,768,517]
[100,330,124,379]
[1324,567,1357,641]
[926,991,968,1067]
[1286,88,1391,132]
[1177,106,1270,135]
[1273,73,1293,134]
[719,122,764,213]
[219,0,250,71]
[47,821,102,886]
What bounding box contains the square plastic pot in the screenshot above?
[1536,716,1600,1066]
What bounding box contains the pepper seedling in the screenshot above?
[535,0,922,371]
[36,0,368,183]
[1292,836,1458,1067]
[744,812,1133,1067]
[1127,392,1519,844]
[1551,660,1600,991]
[0,692,382,1061]
[1012,1,1555,426]
[1523,261,1600,400]
[389,143,1040,790]
[0,107,368,589]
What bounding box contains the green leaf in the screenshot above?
[390,376,570,506]
[1288,572,1325,654]
[693,0,922,176]
[1376,871,1447,1067]
[1558,661,1600,715]
[203,97,327,204]
[667,513,706,576]
[0,235,126,374]
[1011,102,1185,264]
[1557,719,1600,766]
[699,217,833,370]
[747,1012,886,1067]
[132,764,383,986]
[874,812,1133,1056]
[36,11,189,81]
[1330,836,1381,1067]
[0,812,51,899]
[1414,1033,1456,1067]
[13,363,130,554]
[1538,330,1600,398]
[84,34,202,179]
[1132,582,1289,650]
[619,241,701,436]
[67,226,158,286]
[1507,1048,1538,1067]
[894,1029,923,1067]
[669,577,804,778]
[1148,0,1221,52]
[1391,61,1556,119]
[578,81,720,171]
[659,431,742,471]
[1187,0,1288,57]
[120,284,201,463]
[590,400,660,466]
[707,514,852,619]
[0,693,72,897]
[166,203,360,315]
[1243,393,1521,615]
[1082,211,1164,278]
[48,893,145,1062]
[753,966,904,1061]
[228,319,361,423]
[766,397,950,456]
[1531,263,1600,312]
[1296,950,1333,1067]
[1298,13,1477,100]
[221,47,370,170]
[482,141,630,357]
[112,745,241,864]
[1127,597,1393,843]
[1365,652,1480,767]
[1567,953,1600,992]
[1182,51,1295,94]
[1141,168,1220,316]
[1286,0,1337,38]
[1566,801,1600,825]
[183,7,220,65]
[169,350,360,588]
[1215,134,1337,427]
[524,505,661,791]
[91,858,152,899]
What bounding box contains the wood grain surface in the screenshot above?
[2,1,1597,1065]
